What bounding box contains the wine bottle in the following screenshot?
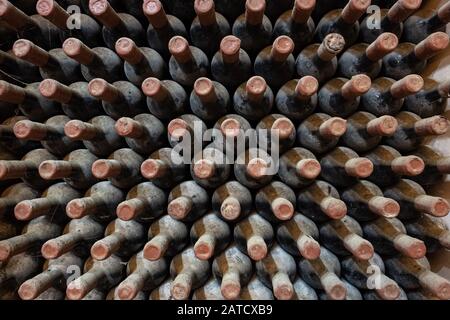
[66,255,125,300]
[0,49,41,83]
[13,39,82,84]
[234,212,274,261]
[0,117,43,156]
[255,244,296,300]
[0,148,57,190]
[234,148,275,189]
[256,114,296,153]
[191,146,231,189]
[363,217,427,258]
[91,148,144,189]
[405,214,450,253]
[211,36,252,90]
[190,77,231,122]
[38,79,103,121]
[320,146,374,188]
[39,149,99,190]
[298,247,347,300]
[409,145,450,186]
[0,216,62,261]
[212,114,252,154]
[240,276,275,300]
[277,147,321,189]
[0,81,61,122]
[143,215,188,261]
[385,112,449,152]
[384,179,450,219]
[297,180,347,222]
[212,181,253,221]
[36,0,103,48]
[273,0,316,55]
[14,182,82,221]
[292,278,318,300]
[115,115,165,155]
[0,252,42,291]
[342,180,401,221]
[107,286,146,300]
[314,0,371,47]
[254,36,295,89]
[167,180,209,222]
[384,255,450,300]
[403,1,450,44]
[116,182,166,223]
[191,213,231,260]
[64,117,125,157]
[14,116,83,157]
[91,219,146,260]
[359,0,422,43]
[360,75,424,116]
[142,0,188,59]
[296,33,346,84]
[116,251,168,300]
[18,252,85,300]
[382,32,449,79]
[66,181,125,222]
[403,78,450,118]
[190,0,231,58]
[233,76,274,121]
[365,145,425,187]
[275,76,319,122]
[319,280,363,300]
[341,112,398,153]
[0,0,61,49]
[318,75,372,117]
[338,33,399,79]
[255,181,296,222]
[40,216,103,260]
[276,213,321,260]
[168,36,209,87]
[0,183,40,218]
[149,279,172,300]
[88,0,145,49]
[341,253,401,300]
[212,244,253,300]
[192,278,224,300]
[62,38,124,82]
[232,0,273,57]
[297,113,347,154]
[115,37,166,86]
[169,247,210,300]
[167,114,207,148]
[320,215,374,260]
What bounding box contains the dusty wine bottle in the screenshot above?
[363,217,427,258]
[254,36,295,89]
[256,114,296,153]
[115,37,166,86]
[167,180,209,222]
[39,149,99,190]
[38,79,103,121]
[0,183,40,218]
[382,32,449,79]
[341,112,398,153]
[232,0,273,58]
[409,145,450,186]
[405,214,450,253]
[297,180,348,222]
[318,75,372,117]
[190,213,231,260]
[296,33,346,84]
[167,114,207,148]
[234,148,275,189]
[255,181,296,222]
[297,113,347,154]
[190,77,231,122]
[191,146,231,189]
[276,213,321,260]
[212,181,253,221]
[143,215,189,261]
[0,49,41,83]
[211,36,252,90]
[116,182,167,223]
[168,36,209,87]
[64,117,126,157]
[277,147,321,188]
[13,39,82,84]
[233,76,274,121]
[341,180,400,221]
[0,117,42,156]
[62,38,124,82]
